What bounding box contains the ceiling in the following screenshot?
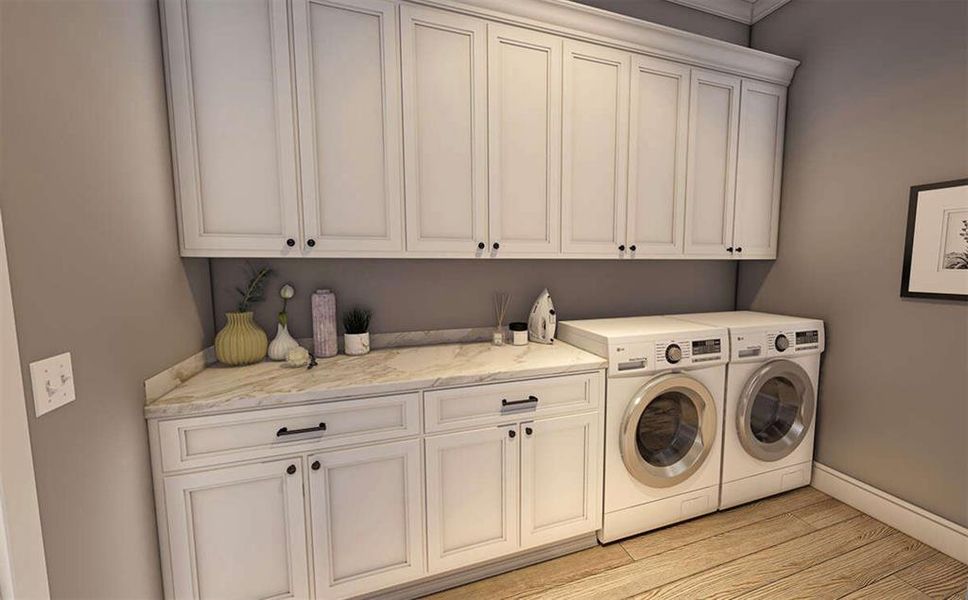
[663,0,793,24]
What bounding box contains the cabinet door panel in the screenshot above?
[488,25,562,255]
[734,80,786,259]
[627,56,690,257]
[310,440,424,599]
[684,69,741,257]
[292,0,404,253]
[162,0,300,255]
[425,426,519,573]
[401,6,488,255]
[164,459,309,600]
[561,41,630,256]
[521,412,601,548]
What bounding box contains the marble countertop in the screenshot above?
[144,341,606,418]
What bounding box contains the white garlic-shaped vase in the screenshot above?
[268,323,301,361]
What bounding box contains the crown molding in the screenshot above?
[662,0,794,24]
[412,0,799,84]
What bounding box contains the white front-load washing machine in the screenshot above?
[557,316,729,543]
[674,311,825,509]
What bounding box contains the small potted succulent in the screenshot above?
[342,307,371,356]
[214,265,273,366]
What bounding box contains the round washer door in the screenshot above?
[737,359,815,462]
[620,373,718,488]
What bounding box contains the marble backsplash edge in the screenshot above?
[144,326,495,403]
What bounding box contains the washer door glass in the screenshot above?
[621,374,718,488]
[738,360,815,462]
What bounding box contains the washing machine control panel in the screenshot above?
[607,333,727,375]
[731,326,825,361]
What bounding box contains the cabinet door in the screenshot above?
[684,69,741,258]
[401,6,488,256]
[164,459,309,600]
[734,80,786,259]
[561,41,630,257]
[425,425,519,573]
[161,0,300,256]
[627,56,691,257]
[291,0,404,254]
[520,413,601,549]
[488,24,562,256]
[309,440,424,599]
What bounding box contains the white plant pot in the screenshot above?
[344,332,370,356]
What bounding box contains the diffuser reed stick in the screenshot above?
[493,292,511,346]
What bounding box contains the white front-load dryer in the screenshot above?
[674,311,825,509]
[557,316,729,543]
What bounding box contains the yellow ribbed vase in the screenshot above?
[214,312,268,366]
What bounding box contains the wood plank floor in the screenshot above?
[424,488,968,600]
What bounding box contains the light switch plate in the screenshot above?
[30,352,75,417]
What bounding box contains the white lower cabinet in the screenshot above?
[163,458,311,600]
[425,425,520,573]
[521,412,601,548]
[309,439,425,599]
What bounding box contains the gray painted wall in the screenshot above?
[741,0,968,526]
[212,259,737,337]
[572,0,749,45]
[0,0,213,597]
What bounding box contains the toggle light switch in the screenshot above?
[29,352,76,417]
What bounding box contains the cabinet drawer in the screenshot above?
[424,372,602,432]
[158,393,420,472]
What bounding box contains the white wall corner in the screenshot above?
[751,0,793,23]
[812,463,968,565]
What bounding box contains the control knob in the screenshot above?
[774,334,790,352]
[665,344,682,364]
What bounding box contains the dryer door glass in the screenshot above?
[738,360,815,462]
[621,374,718,488]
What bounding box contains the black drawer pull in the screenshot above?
[502,395,539,407]
[277,423,327,437]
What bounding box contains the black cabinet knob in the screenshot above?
[286,238,296,247]
[727,247,734,253]
[736,247,743,253]
[286,464,297,475]
[630,245,636,252]
[508,429,516,438]
[306,239,316,248]
[493,241,500,250]
[525,427,533,436]
[311,461,321,471]
[478,242,486,250]
[619,245,626,252]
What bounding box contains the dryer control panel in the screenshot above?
[731,324,825,362]
[608,333,728,376]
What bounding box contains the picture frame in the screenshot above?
[900,178,968,301]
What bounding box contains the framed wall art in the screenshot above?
[900,178,968,300]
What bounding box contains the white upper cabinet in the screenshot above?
[627,56,691,257]
[520,412,601,548]
[684,69,741,258]
[561,41,630,257]
[401,5,488,256]
[164,459,310,600]
[309,440,425,599]
[291,0,404,254]
[734,80,787,259]
[162,0,300,256]
[487,24,562,256]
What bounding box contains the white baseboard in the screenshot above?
[812,463,968,564]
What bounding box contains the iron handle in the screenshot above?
[508,429,516,439]
[478,242,486,250]
[619,244,626,252]
[630,245,636,252]
[502,395,539,407]
[525,427,533,436]
[286,464,297,475]
[311,461,321,471]
[277,422,327,437]
[736,247,743,253]
[727,247,734,252]
[286,238,296,247]
[492,241,500,250]
[307,239,316,247]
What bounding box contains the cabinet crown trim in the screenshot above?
[407,0,799,84]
